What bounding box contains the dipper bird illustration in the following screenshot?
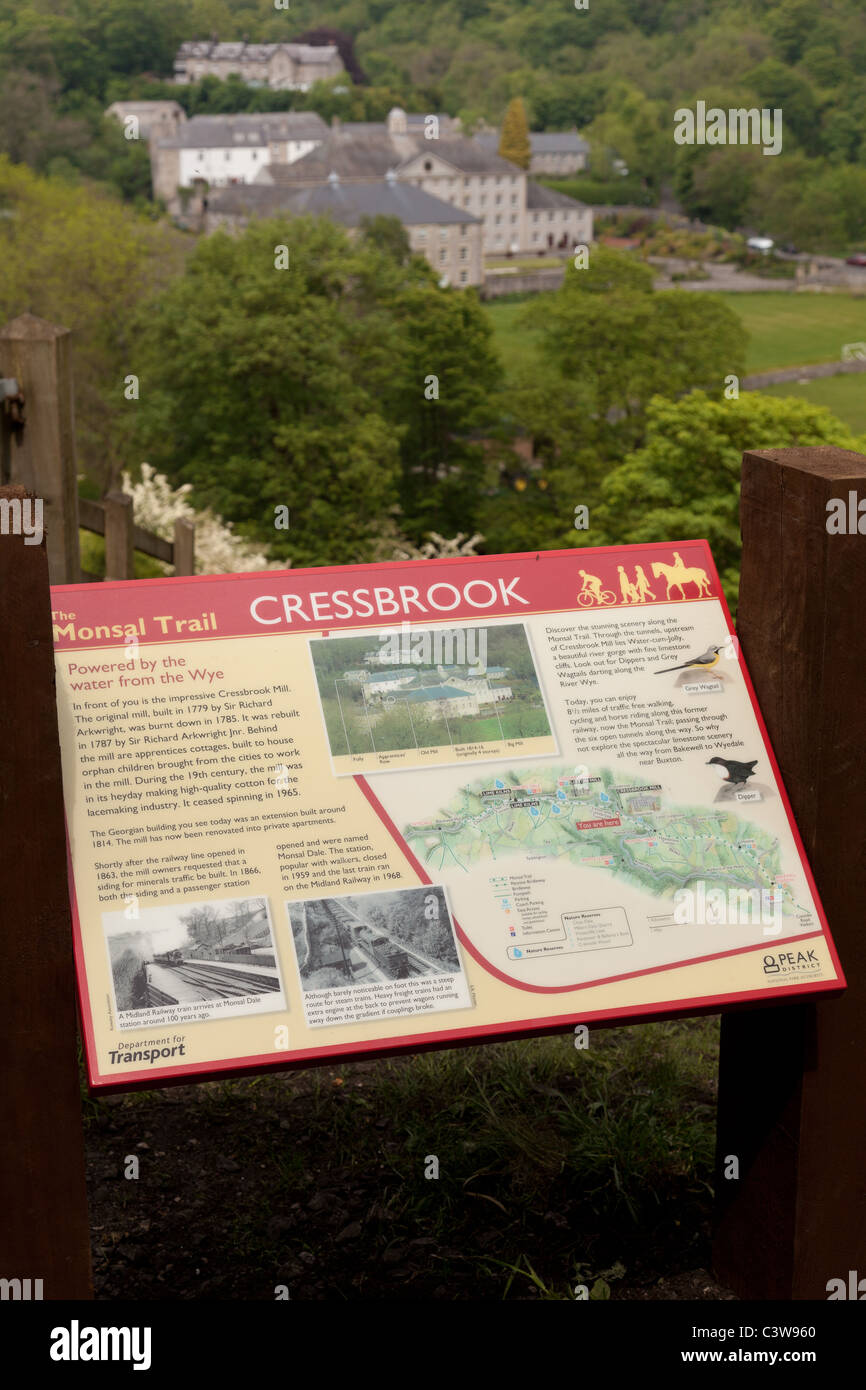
[707,757,758,785]
[655,644,724,674]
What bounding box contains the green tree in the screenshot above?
[592,391,866,606]
[130,215,411,568]
[0,155,185,487]
[499,96,531,169]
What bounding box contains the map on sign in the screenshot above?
[403,762,789,901]
[52,540,844,1090]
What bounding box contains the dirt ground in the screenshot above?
[83,1044,737,1302]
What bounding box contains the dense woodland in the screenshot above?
[3,1,866,243]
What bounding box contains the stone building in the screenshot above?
[105,100,186,145]
[476,129,590,175]
[252,109,592,256]
[173,40,343,90]
[150,111,328,206]
[205,173,485,288]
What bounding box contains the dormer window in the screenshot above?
[423,159,433,172]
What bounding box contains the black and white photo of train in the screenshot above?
[103,895,285,1021]
[287,885,461,993]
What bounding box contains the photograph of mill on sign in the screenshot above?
[308,620,557,775]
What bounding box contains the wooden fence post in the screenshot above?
[104,490,133,581]
[0,315,80,585]
[713,445,866,1300]
[173,516,195,575]
[0,484,93,1299]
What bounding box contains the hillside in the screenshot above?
[2,1,866,247]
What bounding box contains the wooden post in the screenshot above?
[173,516,195,576]
[104,490,134,581]
[713,445,866,1300]
[0,315,80,585]
[0,484,92,1298]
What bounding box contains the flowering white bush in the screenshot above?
[120,463,284,573]
[391,531,485,560]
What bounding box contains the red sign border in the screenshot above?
[53,539,845,1092]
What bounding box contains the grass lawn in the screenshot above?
[709,292,866,371]
[759,373,866,436]
[484,298,543,381]
[483,291,866,432]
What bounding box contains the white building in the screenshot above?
[151,111,328,205]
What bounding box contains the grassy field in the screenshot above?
[483,291,866,432]
[710,292,866,371]
[484,298,543,381]
[759,374,866,435]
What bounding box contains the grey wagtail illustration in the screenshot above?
[707,757,758,785]
[654,644,724,674]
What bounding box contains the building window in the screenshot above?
[532,231,539,242]
[439,248,447,262]
[463,177,470,187]
[549,212,554,221]
[424,159,433,171]
[460,246,467,260]
[495,214,502,224]
[460,271,468,283]
[533,213,539,223]
[440,227,449,240]
[510,214,517,224]
[460,224,467,235]
[198,151,204,160]
[417,229,427,241]
[480,197,486,208]
[252,150,257,159]
[495,194,502,205]
[511,194,517,205]
[464,196,471,207]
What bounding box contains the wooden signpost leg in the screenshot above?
[713,446,866,1300]
[0,484,92,1298]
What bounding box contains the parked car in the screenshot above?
[747,236,774,253]
[846,252,866,267]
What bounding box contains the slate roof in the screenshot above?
[530,131,590,154]
[476,130,590,156]
[260,131,522,183]
[412,137,521,174]
[208,178,481,226]
[263,134,403,182]
[158,112,328,150]
[176,40,338,64]
[403,685,473,702]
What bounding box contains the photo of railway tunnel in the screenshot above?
[287,885,462,993]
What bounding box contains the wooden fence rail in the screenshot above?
[78,494,195,582]
[1,312,194,584]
